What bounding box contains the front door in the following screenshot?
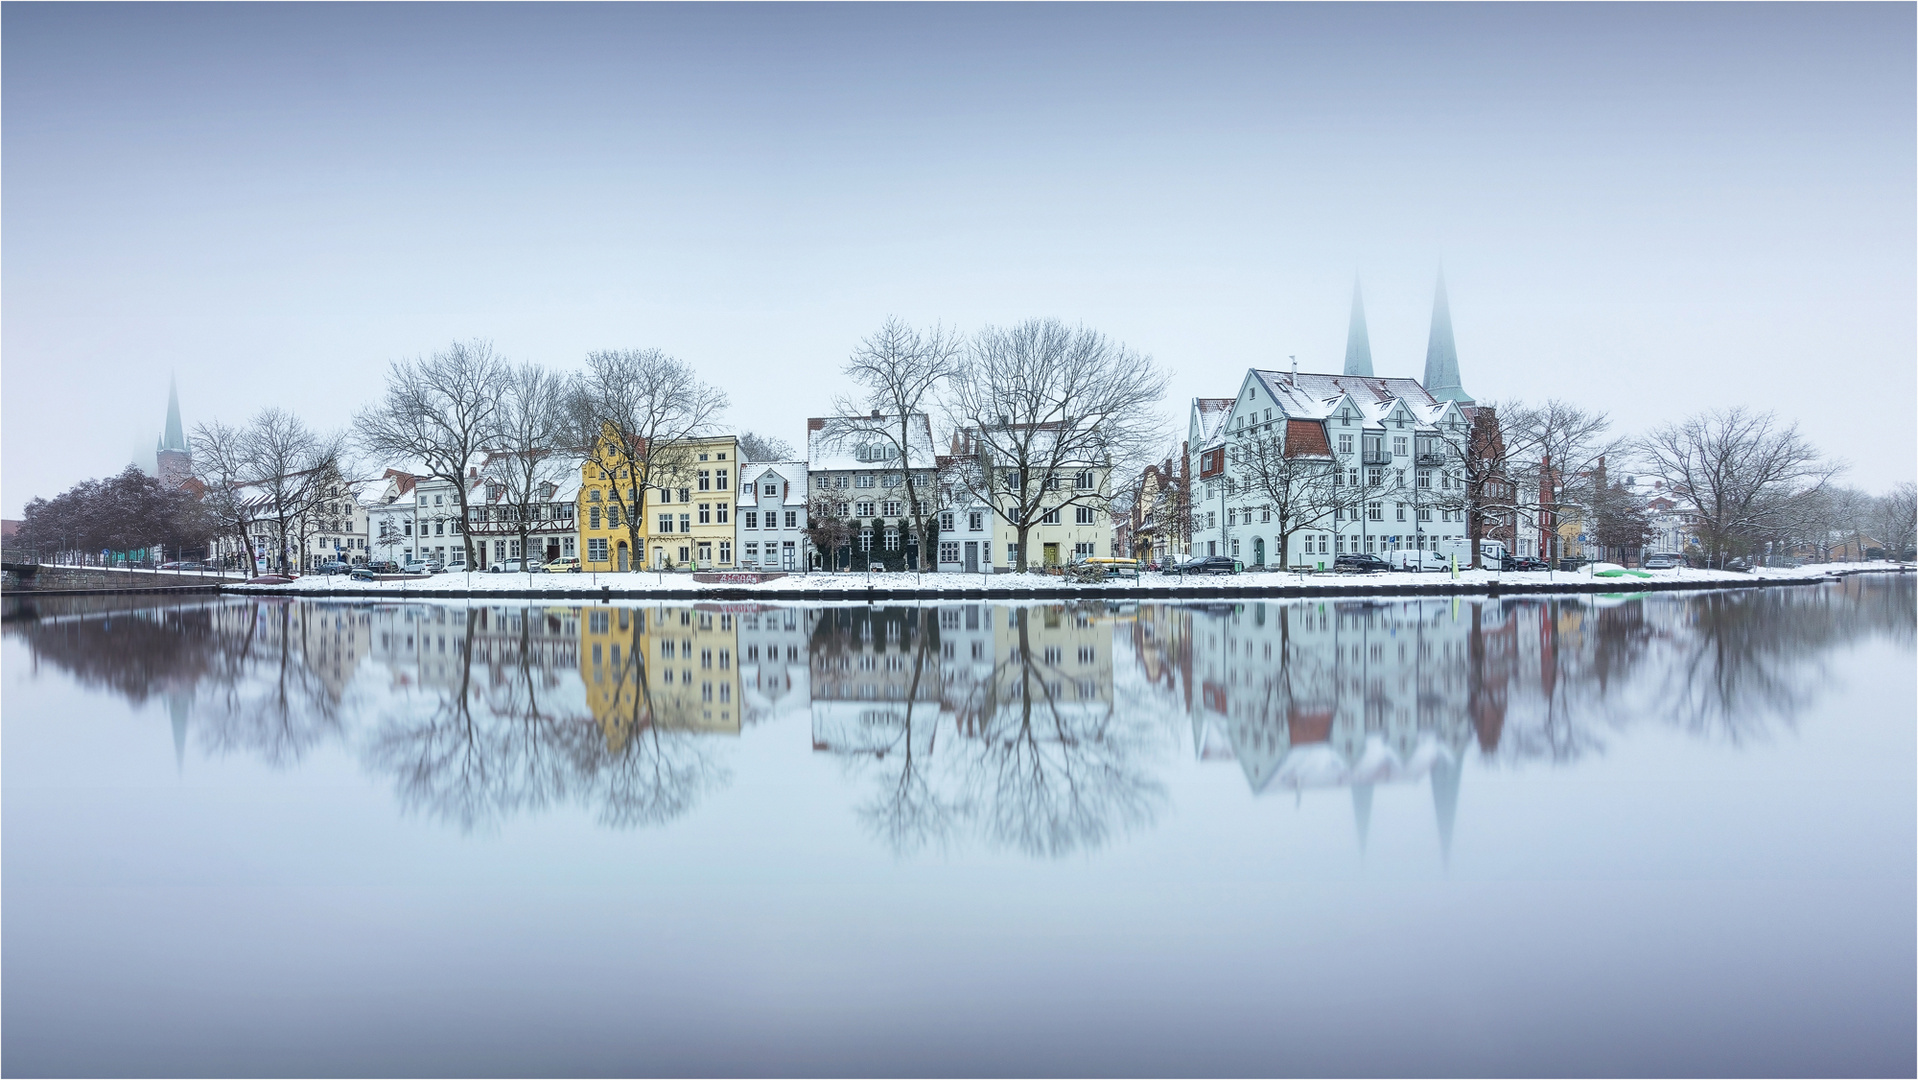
[963,541,978,573]
[1253,536,1265,566]
[1043,542,1061,567]
[617,542,629,572]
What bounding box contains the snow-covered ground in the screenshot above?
[223,561,1910,596]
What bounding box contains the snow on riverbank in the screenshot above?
[226,561,1909,597]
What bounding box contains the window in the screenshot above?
[1075,470,1094,489]
[1206,511,1217,529]
[590,507,601,529]
[1418,507,1433,521]
[679,513,690,532]
[858,528,874,552]
[716,470,728,490]
[1418,469,1432,489]
[834,475,848,489]
[744,511,758,529]
[1076,506,1095,524]
[1042,508,1060,525]
[678,487,690,503]
[856,501,875,518]
[940,541,960,563]
[1368,468,1384,486]
[968,511,983,532]
[1004,470,1022,491]
[608,504,622,527]
[1231,538,1240,556]
[1396,503,1407,521]
[1367,502,1382,521]
[744,542,759,563]
[1393,436,1408,456]
[718,541,731,563]
[698,470,711,491]
[855,473,876,489]
[764,482,778,495]
[658,514,673,534]
[883,527,900,551]
[1338,434,1353,454]
[698,504,711,524]
[785,511,797,529]
[1074,541,1096,557]
[882,500,902,517]
[939,511,955,532]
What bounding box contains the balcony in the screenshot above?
[1361,449,1392,466]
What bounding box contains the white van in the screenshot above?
[1386,549,1449,571]
[1436,538,1508,568]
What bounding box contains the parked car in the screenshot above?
[1172,555,1242,575]
[1333,553,1392,574]
[348,567,377,582]
[543,556,582,573]
[425,560,446,573]
[364,560,401,574]
[1640,552,1682,570]
[1502,555,1552,572]
[1386,549,1448,571]
[313,560,353,575]
[159,560,195,571]
[400,560,433,575]
[487,559,539,573]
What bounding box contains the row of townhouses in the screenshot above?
[203,411,1116,574]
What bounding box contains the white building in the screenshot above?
[736,460,808,571]
[805,412,941,570]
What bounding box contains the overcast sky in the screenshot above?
[4,3,1912,515]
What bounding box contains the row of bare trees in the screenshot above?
[814,317,1169,572]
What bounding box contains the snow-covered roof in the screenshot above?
[1191,398,1234,443]
[739,461,808,507]
[806,413,937,472]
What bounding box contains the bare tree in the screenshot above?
[738,431,795,462]
[189,418,260,573]
[831,318,966,569]
[481,363,574,570]
[1232,426,1341,568]
[355,340,507,570]
[569,348,728,571]
[1505,400,1622,562]
[1427,405,1516,569]
[245,409,345,573]
[803,488,853,569]
[945,320,1168,572]
[1873,482,1916,561]
[1637,408,1842,567]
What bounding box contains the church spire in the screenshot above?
[160,375,188,453]
[1422,271,1473,403]
[1343,277,1374,377]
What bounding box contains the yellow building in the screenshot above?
[578,429,740,572]
[578,604,743,750]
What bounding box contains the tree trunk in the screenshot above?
[1015,520,1031,573]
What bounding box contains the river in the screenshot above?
[4,578,1912,1076]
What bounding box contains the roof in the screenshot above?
[806,413,937,472]
[1282,419,1332,457]
[739,461,808,505]
[1191,398,1233,444]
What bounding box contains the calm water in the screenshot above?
[4,580,1913,1077]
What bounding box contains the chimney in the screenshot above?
[872,409,882,419]
[1289,354,1298,383]
[468,466,477,478]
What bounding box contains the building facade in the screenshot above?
[736,460,808,571]
[579,430,740,572]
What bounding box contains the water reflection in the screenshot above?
[6,577,1910,854]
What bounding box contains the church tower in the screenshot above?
[1422,272,1474,403]
[1342,278,1375,377]
[156,376,193,489]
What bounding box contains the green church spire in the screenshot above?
[1343,278,1374,377]
[1423,272,1473,403]
[160,375,188,453]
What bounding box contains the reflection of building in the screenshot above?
[579,604,742,748]
[1188,598,1516,858]
[738,605,812,723]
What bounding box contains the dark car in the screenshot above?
[1502,555,1551,572]
[313,560,353,575]
[1334,553,1392,573]
[1170,555,1241,575]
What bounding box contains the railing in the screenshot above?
[1361,450,1391,466]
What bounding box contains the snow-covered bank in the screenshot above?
[226,561,1911,599]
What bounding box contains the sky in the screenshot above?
[4,3,1913,514]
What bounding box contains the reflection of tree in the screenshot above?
[196,602,348,767]
[364,606,725,832]
[816,604,1164,859]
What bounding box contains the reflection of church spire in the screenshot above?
[166,689,191,774]
[1352,783,1374,854]
[1430,752,1462,867]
